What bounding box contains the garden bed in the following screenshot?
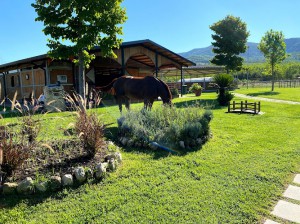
[3,139,107,183]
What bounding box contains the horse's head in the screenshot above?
[162,97,172,106]
[158,79,173,106]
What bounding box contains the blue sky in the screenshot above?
[1,0,300,64]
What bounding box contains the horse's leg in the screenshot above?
[115,96,122,112]
[144,99,149,110]
[125,98,130,110]
[149,99,154,111]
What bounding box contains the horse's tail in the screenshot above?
[158,79,172,101]
[95,78,118,95]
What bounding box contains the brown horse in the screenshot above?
[100,76,172,112]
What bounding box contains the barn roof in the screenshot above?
[0,39,195,73]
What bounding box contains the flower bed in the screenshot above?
[117,106,213,151]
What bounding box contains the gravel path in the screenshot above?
[234,93,300,105]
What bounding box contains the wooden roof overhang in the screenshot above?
[0,40,195,74]
[159,66,225,77]
[92,39,196,69]
[0,54,48,73]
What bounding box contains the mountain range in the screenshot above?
[179,38,300,64]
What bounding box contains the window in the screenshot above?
[57,75,67,83]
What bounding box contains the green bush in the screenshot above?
[213,74,234,106]
[170,88,179,96]
[118,106,213,151]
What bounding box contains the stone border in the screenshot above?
[0,152,122,196]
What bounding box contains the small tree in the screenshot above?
[210,15,250,73]
[258,29,287,91]
[213,73,234,106]
[32,0,127,97]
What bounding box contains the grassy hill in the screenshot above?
[180,38,300,64]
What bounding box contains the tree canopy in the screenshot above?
[210,15,250,73]
[32,0,127,96]
[258,29,287,91]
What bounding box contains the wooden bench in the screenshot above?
[228,101,261,114]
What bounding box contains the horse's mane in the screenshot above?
[158,79,172,100]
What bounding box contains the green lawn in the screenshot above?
[234,87,300,102]
[0,91,299,223]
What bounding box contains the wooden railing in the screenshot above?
[228,101,261,114]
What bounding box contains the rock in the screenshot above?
[17,177,34,194]
[107,141,114,146]
[62,174,73,186]
[149,142,158,150]
[95,163,108,180]
[74,167,86,183]
[35,181,48,193]
[49,176,62,191]
[85,168,93,179]
[179,141,185,149]
[2,182,18,195]
[107,158,118,172]
[120,137,128,146]
[105,152,122,164]
[196,138,203,145]
[127,139,134,147]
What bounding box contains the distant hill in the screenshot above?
[179,38,300,64]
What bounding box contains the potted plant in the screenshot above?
[189,83,202,96]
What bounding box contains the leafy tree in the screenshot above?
[210,15,250,73]
[32,0,127,97]
[258,30,287,91]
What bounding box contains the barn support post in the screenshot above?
[32,67,35,98]
[18,69,24,98]
[155,52,158,78]
[121,47,125,76]
[45,60,50,86]
[2,72,7,99]
[180,66,183,97]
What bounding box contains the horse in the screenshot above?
[99,76,172,112]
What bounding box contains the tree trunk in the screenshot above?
[78,51,86,98]
[271,64,275,91]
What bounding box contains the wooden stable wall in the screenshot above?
[49,69,74,93]
[5,68,45,100]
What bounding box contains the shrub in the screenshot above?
[75,111,106,157]
[67,93,106,158]
[213,74,234,106]
[118,106,213,151]
[0,133,31,184]
[170,88,179,97]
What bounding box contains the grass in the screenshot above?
[235,86,300,102]
[0,91,300,223]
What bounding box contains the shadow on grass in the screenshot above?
[0,179,103,208]
[246,91,280,97]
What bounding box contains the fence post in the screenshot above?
[254,102,257,114]
[245,100,248,111]
[258,101,260,113]
[241,101,243,112]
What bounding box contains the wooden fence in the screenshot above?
[228,101,261,114]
